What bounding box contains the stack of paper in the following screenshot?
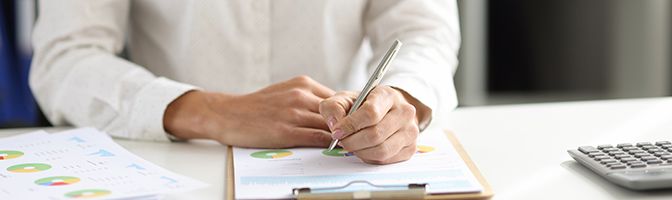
[233,128,483,199]
[0,128,207,200]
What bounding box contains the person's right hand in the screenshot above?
[163,76,335,148]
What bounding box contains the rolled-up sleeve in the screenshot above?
[364,0,461,128]
[30,0,196,141]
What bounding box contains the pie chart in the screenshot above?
[0,150,24,160]
[322,148,354,157]
[250,150,293,159]
[416,145,435,154]
[7,163,51,173]
[35,176,80,186]
[65,189,111,199]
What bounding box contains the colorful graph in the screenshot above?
[322,148,354,157]
[35,176,81,186]
[251,150,293,159]
[64,189,111,199]
[416,145,435,154]
[0,150,24,160]
[7,163,51,173]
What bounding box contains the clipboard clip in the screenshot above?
[292,180,426,200]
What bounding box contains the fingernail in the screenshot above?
[327,117,336,130]
[332,129,344,139]
[337,142,343,147]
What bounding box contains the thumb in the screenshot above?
[319,92,356,131]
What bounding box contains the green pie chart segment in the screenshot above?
[322,148,354,157]
[7,163,51,173]
[0,150,24,160]
[65,189,111,199]
[250,150,292,159]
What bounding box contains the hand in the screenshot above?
[319,86,431,165]
[163,76,335,148]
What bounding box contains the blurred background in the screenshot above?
[0,0,670,128]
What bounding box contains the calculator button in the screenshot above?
[579,146,599,154]
[602,148,619,152]
[630,163,647,168]
[655,141,671,146]
[622,146,638,151]
[660,155,672,160]
[634,153,649,158]
[620,157,637,162]
[601,159,618,164]
[617,143,633,148]
[598,145,613,150]
[614,154,630,159]
[640,156,657,161]
[647,160,663,164]
[588,152,605,157]
[628,149,645,154]
[608,151,626,156]
[654,152,671,157]
[642,146,658,150]
[637,142,653,147]
[594,156,610,161]
[661,144,672,149]
[610,164,627,169]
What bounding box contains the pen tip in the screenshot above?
[327,141,338,151]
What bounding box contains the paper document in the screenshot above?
[233,129,482,199]
[0,128,207,200]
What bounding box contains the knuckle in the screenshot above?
[365,127,384,144]
[400,104,416,117]
[292,75,313,86]
[361,103,382,121]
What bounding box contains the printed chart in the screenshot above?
[416,145,435,154]
[35,176,81,186]
[7,163,51,173]
[64,189,111,199]
[250,150,293,159]
[0,128,207,200]
[0,150,24,160]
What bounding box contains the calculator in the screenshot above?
[568,141,672,190]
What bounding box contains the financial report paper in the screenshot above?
[233,129,483,199]
[0,128,207,200]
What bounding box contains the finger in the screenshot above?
[333,87,395,139]
[319,91,357,131]
[339,108,406,152]
[287,127,333,147]
[287,76,335,98]
[300,93,324,113]
[362,144,417,165]
[290,112,330,131]
[351,128,416,163]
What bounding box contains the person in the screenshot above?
[30,0,460,165]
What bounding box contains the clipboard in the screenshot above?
[225,130,494,200]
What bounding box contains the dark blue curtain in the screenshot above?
[0,0,41,128]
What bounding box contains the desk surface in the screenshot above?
[3,97,672,199]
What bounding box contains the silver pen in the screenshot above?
[327,40,403,151]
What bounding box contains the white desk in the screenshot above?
[3,98,672,199]
[447,97,672,200]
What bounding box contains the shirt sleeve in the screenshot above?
[364,0,461,128]
[30,0,196,141]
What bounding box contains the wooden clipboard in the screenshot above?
[225,130,493,200]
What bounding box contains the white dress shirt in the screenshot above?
[30,0,460,142]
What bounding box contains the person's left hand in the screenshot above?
[319,86,430,165]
